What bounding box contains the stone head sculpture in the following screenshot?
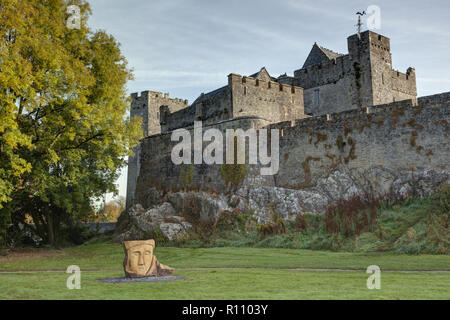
[123,239,174,278]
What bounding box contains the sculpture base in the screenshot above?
[98,275,183,283]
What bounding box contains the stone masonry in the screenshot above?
[125,30,442,216]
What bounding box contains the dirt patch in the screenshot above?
[0,248,65,262]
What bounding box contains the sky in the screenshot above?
[86,0,450,202]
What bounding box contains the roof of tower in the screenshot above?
[192,85,228,105]
[302,43,343,69]
[249,67,276,81]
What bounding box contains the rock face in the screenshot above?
[115,165,449,240]
[123,239,173,278]
[115,203,192,242]
[114,192,231,242]
[235,166,449,222]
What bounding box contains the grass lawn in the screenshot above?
[0,241,449,299]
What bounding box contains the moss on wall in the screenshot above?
[309,130,328,147]
[410,130,418,147]
[220,136,248,188]
[336,135,345,151]
[344,136,357,164]
[220,163,248,189]
[293,156,321,189]
[181,164,194,189]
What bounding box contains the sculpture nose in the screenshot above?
[138,252,144,265]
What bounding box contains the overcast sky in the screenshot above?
[87,0,450,201]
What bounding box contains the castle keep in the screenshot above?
[126,31,448,212]
[279,31,417,115]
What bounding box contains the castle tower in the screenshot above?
[126,91,150,209]
[355,31,417,105]
[347,31,378,109]
[286,30,417,116]
[126,91,189,209]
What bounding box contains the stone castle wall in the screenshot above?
[130,90,188,136]
[131,91,449,210]
[133,116,272,208]
[229,74,306,123]
[154,73,306,133]
[127,91,189,208]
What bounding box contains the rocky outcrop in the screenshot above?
[114,202,192,242]
[233,166,449,222]
[114,192,232,242]
[116,165,449,239]
[165,192,231,222]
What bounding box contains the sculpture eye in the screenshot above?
[145,251,151,255]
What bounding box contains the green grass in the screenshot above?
[1,269,449,300]
[0,241,449,299]
[1,241,450,272]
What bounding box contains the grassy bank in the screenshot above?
[175,196,449,255]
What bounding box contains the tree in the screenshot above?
[0,0,142,247]
[95,197,124,223]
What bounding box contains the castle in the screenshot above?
[126,31,448,211]
[129,30,416,135]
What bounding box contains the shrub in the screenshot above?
[324,193,380,236]
[438,183,450,214]
[257,218,286,237]
[215,209,251,233]
[61,223,96,246]
[294,213,308,232]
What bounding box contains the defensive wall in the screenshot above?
[131,91,450,209]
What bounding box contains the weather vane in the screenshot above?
[356,11,366,35]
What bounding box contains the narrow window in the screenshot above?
[314,89,320,105]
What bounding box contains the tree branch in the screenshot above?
[60,132,105,151]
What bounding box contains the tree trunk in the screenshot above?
[47,213,55,247]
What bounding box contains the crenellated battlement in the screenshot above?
[131,90,188,108]
[233,73,300,94]
[293,54,351,88]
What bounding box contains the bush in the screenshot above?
[6,223,43,248]
[61,223,96,246]
[215,209,251,233]
[257,218,286,237]
[438,183,450,214]
[324,194,380,236]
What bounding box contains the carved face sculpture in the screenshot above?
[123,240,156,278]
